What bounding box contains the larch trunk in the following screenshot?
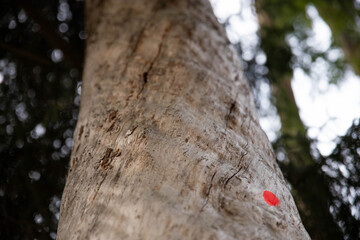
[57,0,310,239]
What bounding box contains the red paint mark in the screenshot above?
[263,190,279,206]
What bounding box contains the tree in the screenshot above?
[255,1,344,238]
[57,0,309,239]
[323,119,360,240]
[253,0,359,238]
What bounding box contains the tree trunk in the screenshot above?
[57,0,309,239]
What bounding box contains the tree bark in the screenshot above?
[57,0,309,239]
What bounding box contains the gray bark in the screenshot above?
[57,0,310,239]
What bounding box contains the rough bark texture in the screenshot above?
[57,0,310,239]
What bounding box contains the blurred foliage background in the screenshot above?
[0,0,359,239]
[0,0,84,239]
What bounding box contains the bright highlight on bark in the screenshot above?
[263,190,279,206]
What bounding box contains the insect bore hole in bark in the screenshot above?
[143,72,148,83]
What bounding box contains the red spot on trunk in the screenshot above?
[263,190,279,206]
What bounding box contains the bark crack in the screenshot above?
[122,0,171,77]
[225,94,239,130]
[125,126,138,137]
[137,23,172,98]
[143,72,148,83]
[206,171,217,196]
[99,148,121,170]
[224,150,248,187]
[90,147,122,208]
[78,125,84,140]
[199,171,217,213]
[89,175,106,208]
[225,101,236,128]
